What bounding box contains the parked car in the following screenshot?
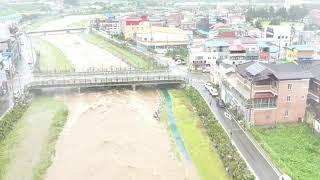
[204,83,212,90]
[216,97,226,108]
[209,88,218,97]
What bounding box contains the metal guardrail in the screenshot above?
[26,27,88,34]
[26,75,187,89]
[33,69,170,77]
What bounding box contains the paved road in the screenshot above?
[191,79,280,180]
[0,34,34,117]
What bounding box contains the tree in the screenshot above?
[254,20,263,29]
[268,6,275,19]
[276,7,288,20]
[270,18,281,25]
[63,0,78,6]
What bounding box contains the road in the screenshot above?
[0,33,34,117]
[191,79,280,180]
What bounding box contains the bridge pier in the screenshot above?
[132,84,136,91]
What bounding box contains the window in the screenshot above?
[284,110,289,117]
[301,96,305,100]
[287,96,291,102]
[208,57,211,59]
[278,36,281,39]
[288,84,292,90]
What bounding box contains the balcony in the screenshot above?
[253,85,278,95]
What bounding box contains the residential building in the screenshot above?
[228,43,246,64]
[120,16,149,39]
[94,14,121,35]
[265,25,292,58]
[286,45,314,62]
[216,61,315,126]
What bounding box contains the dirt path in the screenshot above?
[45,90,199,180]
[3,97,62,180]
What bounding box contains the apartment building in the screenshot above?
[216,61,317,126]
[286,45,314,62]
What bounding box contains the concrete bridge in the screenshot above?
[26,27,88,36]
[25,70,187,91]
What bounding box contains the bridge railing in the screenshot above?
[33,69,170,77]
[26,75,188,88]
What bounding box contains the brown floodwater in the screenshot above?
[44,89,199,180]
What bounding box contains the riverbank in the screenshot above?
[0,97,68,180]
[163,89,229,180]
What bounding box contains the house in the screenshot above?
[286,45,314,62]
[265,25,292,58]
[120,16,149,39]
[228,43,246,64]
[216,61,316,126]
[134,25,192,50]
[204,40,229,61]
[228,15,246,26]
[94,14,121,35]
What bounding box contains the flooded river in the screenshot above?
[33,16,199,179]
[45,89,198,180]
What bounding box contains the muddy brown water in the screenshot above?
[44,89,199,180]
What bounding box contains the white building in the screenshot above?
[265,25,292,58]
[135,24,192,50]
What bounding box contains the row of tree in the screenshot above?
[246,6,309,22]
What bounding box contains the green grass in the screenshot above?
[34,39,73,72]
[0,3,46,16]
[251,124,320,180]
[32,99,68,180]
[69,19,91,28]
[82,32,150,68]
[0,114,25,179]
[168,89,229,180]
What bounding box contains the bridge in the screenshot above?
[25,70,187,91]
[26,27,88,36]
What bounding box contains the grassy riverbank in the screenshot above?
[0,97,68,180]
[251,124,320,180]
[33,38,73,72]
[167,89,229,180]
[82,32,151,68]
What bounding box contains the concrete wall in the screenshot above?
[253,108,277,125]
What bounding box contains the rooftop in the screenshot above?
[204,40,229,48]
[237,61,315,81]
[287,45,314,51]
[137,26,191,35]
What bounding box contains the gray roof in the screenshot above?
[221,63,233,69]
[237,61,315,81]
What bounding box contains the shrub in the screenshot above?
[184,87,254,180]
[0,103,29,143]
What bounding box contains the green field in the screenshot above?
[251,124,320,180]
[82,32,151,68]
[168,89,229,180]
[34,39,73,72]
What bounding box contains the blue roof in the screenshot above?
[204,40,229,47]
[257,41,279,53]
[288,45,313,51]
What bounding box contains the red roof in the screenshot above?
[218,32,236,38]
[240,37,256,44]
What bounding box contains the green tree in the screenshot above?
[255,20,263,29]
[270,18,281,25]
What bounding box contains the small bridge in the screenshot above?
[26,27,88,36]
[26,70,187,91]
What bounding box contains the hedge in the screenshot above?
[184,87,254,180]
[0,103,29,143]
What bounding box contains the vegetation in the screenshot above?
[251,124,320,180]
[0,103,29,143]
[69,19,91,28]
[64,0,79,6]
[165,47,189,60]
[246,6,308,23]
[0,103,29,179]
[83,31,162,69]
[0,3,50,16]
[111,32,125,41]
[34,39,73,73]
[32,102,68,180]
[184,87,254,180]
[169,89,229,180]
